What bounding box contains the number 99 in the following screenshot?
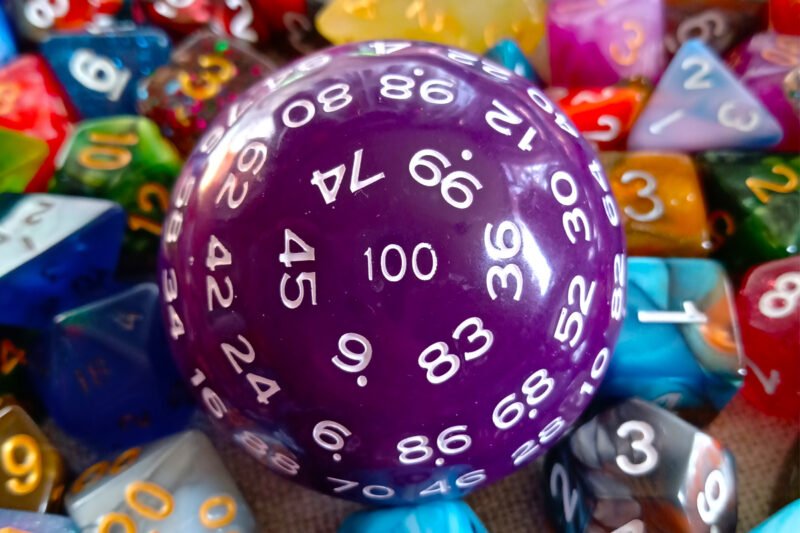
[1,434,42,496]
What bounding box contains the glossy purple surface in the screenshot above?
[159,41,626,505]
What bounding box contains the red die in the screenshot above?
[132,0,213,39]
[770,0,800,35]
[546,85,649,150]
[211,0,272,45]
[11,0,124,42]
[0,55,78,192]
[737,257,800,420]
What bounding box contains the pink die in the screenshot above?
[548,0,667,86]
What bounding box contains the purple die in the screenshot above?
[159,41,626,505]
[548,0,667,86]
[728,32,800,152]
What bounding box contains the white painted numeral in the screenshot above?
[648,109,685,135]
[585,115,621,143]
[311,148,384,205]
[397,425,471,465]
[279,229,315,267]
[758,272,800,318]
[571,88,615,105]
[24,0,68,30]
[69,49,131,102]
[332,333,372,386]
[484,221,526,301]
[364,243,437,282]
[221,335,254,373]
[418,317,494,384]
[154,0,195,19]
[206,275,234,311]
[611,253,626,321]
[224,0,257,42]
[313,420,351,458]
[638,301,707,324]
[280,272,316,309]
[485,99,538,151]
[682,55,714,90]
[380,74,456,105]
[238,432,299,476]
[579,347,612,397]
[327,478,395,500]
[368,41,412,55]
[717,100,760,132]
[207,235,233,271]
[620,170,665,223]
[282,83,353,129]
[550,171,592,244]
[549,463,578,522]
[409,148,482,209]
[279,229,317,309]
[697,469,729,526]
[511,440,540,466]
[745,357,780,395]
[554,275,597,348]
[616,420,659,476]
[493,369,555,430]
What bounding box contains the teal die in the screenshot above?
[599,258,744,411]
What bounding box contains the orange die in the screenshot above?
[547,85,649,150]
[601,151,712,256]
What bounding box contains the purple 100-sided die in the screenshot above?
[159,40,626,505]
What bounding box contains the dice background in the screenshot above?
[42,393,797,532]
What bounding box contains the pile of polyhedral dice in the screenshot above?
[0,0,797,531]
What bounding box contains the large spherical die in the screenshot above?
[160,41,626,505]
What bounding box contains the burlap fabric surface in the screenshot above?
[46,394,798,532]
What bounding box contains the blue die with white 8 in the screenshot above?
[40,27,170,118]
[597,257,744,412]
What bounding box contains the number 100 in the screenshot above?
[364,243,438,283]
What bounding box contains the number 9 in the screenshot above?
[697,469,729,524]
[1,434,42,496]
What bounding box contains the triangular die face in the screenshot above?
[628,39,783,152]
[0,194,118,278]
[57,283,158,348]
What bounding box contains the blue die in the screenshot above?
[598,258,744,411]
[339,500,488,533]
[31,282,194,450]
[40,27,170,118]
[0,193,125,329]
[485,39,540,84]
[752,500,800,533]
[0,509,79,532]
[0,8,17,67]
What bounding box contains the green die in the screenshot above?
[698,151,800,275]
[0,128,48,193]
[50,116,182,273]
